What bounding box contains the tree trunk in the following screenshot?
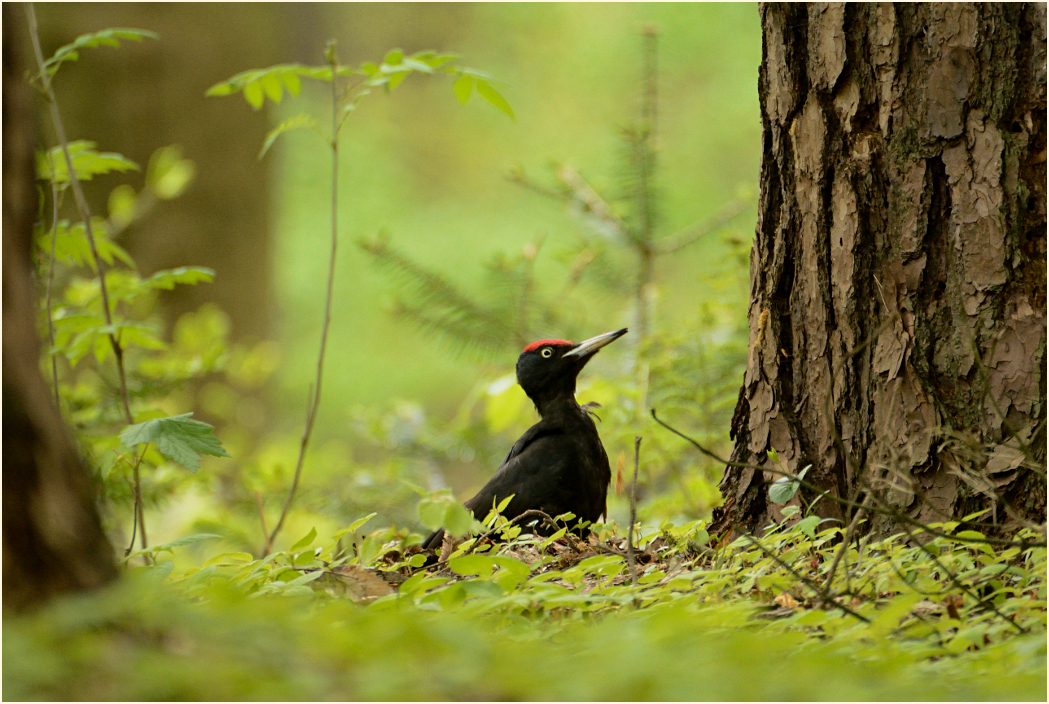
[3,6,117,610]
[712,3,1046,538]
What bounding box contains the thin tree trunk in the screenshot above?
[713,3,1046,538]
[3,6,117,610]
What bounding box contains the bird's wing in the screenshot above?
[502,423,564,464]
[465,431,577,519]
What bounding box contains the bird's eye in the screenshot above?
[541,348,553,358]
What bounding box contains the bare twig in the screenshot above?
[44,182,61,409]
[741,533,870,623]
[264,42,341,554]
[900,525,1027,635]
[123,445,150,559]
[254,490,269,540]
[627,436,642,586]
[821,490,872,597]
[656,199,750,254]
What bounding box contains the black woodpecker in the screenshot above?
[423,328,628,551]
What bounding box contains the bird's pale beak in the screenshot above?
[564,328,628,358]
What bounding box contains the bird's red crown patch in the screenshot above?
[523,339,572,352]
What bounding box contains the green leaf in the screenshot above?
[281,71,302,96]
[332,513,378,541]
[260,73,284,103]
[795,515,821,538]
[40,219,134,270]
[259,114,316,159]
[203,552,255,567]
[444,501,474,537]
[767,447,780,463]
[417,498,448,531]
[147,146,196,199]
[244,81,265,110]
[387,70,410,92]
[119,412,230,472]
[383,49,404,66]
[124,533,222,562]
[107,184,138,227]
[474,80,515,120]
[42,28,158,78]
[141,266,215,290]
[37,141,138,184]
[768,477,798,505]
[291,527,317,552]
[449,554,497,577]
[453,75,474,105]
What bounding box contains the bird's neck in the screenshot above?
[533,390,581,421]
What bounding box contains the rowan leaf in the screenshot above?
[42,28,158,78]
[453,74,474,105]
[37,141,138,184]
[475,80,515,120]
[259,114,316,159]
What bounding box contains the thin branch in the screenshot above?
[24,3,134,428]
[123,445,149,559]
[900,524,1027,634]
[254,490,269,540]
[556,165,627,240]
[506,166,568,201]
[821,489,872,597]
[44,182,61,409]
[26,4,147,554]
[627,436,642,586]
[655,199,749,255]
[740,533,870,623]
[264,43,341,554]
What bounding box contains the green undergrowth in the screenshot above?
[6,516,1046,701]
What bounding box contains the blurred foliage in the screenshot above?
[5,513,1045,700]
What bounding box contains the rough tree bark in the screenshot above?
[2,6,117,610]
[712,3,1047,538]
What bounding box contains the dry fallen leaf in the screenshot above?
[774,592,800,609]
[321,565,395,602]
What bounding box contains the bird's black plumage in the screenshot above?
[423,328,627,551]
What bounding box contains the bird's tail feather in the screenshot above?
[422,528,445,551]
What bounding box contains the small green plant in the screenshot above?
[25,6,229,559]
[209,40,512,554]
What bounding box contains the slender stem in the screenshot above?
[255,490,269,540]
[26,4,144,550]
[264,43,341,554]
[821,490,871,596]
[24,4,134,427]
[45,182,61,409]
[627,436,641,586]
[740,534,870,623]
[134,457,148,553]
[123,445,149,559]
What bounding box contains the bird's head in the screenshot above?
[516,328,628,407]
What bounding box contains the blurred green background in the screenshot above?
[35,2,761,554]
[272,3,760,416]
